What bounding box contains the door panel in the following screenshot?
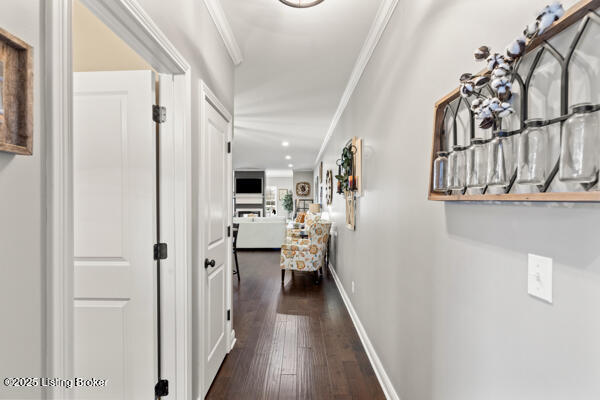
[73,70,156,400]
[208,119,225,246]
[203,96,230,394]
[207,264,225,359]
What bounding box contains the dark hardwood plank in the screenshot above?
[281,315,298,375]
[261,314,286,399]
[206,250,386,400]
[278,374,296,400]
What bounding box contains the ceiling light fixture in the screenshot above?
[288,164,294,168]
[279,0,324,8]
[282,141,290,147]
[285,155,292,160]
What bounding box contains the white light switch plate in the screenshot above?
[528,254,553,303]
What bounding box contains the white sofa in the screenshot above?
[234,216,287,249]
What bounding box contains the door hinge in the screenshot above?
[227,225,231,237]
[153,105,166,124]
[153,243,168,260]
[155,379,169,397]
[227,141,231,154]
[227,309,231,321]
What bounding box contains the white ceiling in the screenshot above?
[221,0,382,170]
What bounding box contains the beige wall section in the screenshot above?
[316,0,600,399]
[73,0,151,72]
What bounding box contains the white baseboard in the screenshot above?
[229,329,236,352]
[329,263,400,400]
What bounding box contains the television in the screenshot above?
[236,178,262,194]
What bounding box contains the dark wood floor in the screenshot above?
[206,250,386,400]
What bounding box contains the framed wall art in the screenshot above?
[345,191,355,230]
[326,170,333,205]
[0,27,33,155]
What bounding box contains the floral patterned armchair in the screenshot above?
[280,221,331,283]
[286,212,321,240]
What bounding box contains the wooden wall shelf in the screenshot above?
[428,0,600,202]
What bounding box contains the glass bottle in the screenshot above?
[466,138,488,189]
[517,119,548,185]
[433,151,449,192]
[487,130,516,187]
[447,145,468,191]
[559,103,599,183]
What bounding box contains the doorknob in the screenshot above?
[204,258,216,269]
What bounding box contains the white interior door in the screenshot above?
[202,91,232,396]
[73,70,157,400]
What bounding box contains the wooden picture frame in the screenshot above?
[326,170,333,205]
[345,191,355,230]
[278,188,288,201]
[351,136,363,196]
[428,0,600,202]
[319,161,323,181]
[0,27,33,155]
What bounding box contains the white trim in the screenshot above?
[329,264,401,400]
[173,71,194,400]
[80,0,189,73]
[314,0,399,164]
[45,1,73,399]
[200,81,234,123]
[46,1,192,399]
[230,330,237,351]
[203,0,244,66]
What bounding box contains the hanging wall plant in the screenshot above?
[335,144,356,195]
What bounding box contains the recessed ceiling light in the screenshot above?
[288,164,294,168]
[282,141,290,147]
[285,155,292,160]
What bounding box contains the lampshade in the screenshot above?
[309,203,321,213]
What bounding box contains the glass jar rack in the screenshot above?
[429,3,600,202]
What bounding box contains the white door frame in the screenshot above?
[198,80,235,397]
[45,1,192,399]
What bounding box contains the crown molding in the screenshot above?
[203,0,244,66]
[314,0,399,164]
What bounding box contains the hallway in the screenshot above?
[206,250,385,399]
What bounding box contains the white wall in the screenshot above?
[317,1,600,399]
[0,1,233,399]
[292,170,313,212]
[0,1,44,399]
[266,176,293,216]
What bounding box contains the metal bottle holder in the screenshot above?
[430,5,600,201]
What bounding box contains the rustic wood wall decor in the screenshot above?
[335,136,363,196]
[326,169,333,205]
[0,27,33,155]
[345,191,355,230]
[429,0,600,202]
[296,181,311,197]
[351,137,363,196]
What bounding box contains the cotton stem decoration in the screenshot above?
[459,2,565,130]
